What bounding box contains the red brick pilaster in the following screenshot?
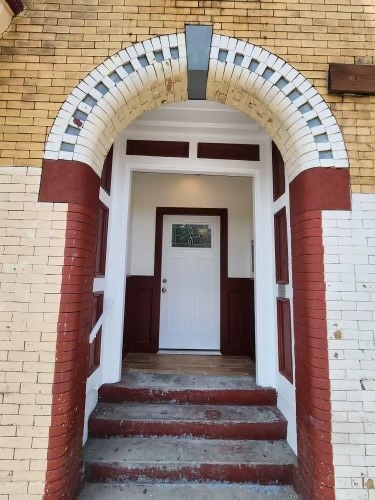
[39,160,100,499]
[290,167,351,499]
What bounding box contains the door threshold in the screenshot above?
[158,350,221,356]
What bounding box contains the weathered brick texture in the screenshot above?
[323,195,375,500]
[0,0,374,191]
[45,203,99,499]
[0,167,67,497]
[290,207,334,498]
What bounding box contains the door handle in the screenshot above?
[161,287,167,294]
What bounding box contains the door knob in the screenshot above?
[162,287,167,293]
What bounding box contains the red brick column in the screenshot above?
[39,160,100,499]
[290,168,351,499]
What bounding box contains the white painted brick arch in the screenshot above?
[207,35,348,179]
[44,32,348,179]
[45,34,188,175]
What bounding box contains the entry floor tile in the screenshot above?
[79,483,299,499]
[123,353,255,376]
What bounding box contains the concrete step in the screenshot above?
[84,436,296,485]
[79,483,299,499]
[89,402,287,440]
[99,372,276,406]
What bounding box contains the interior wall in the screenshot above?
[128,172,253,278]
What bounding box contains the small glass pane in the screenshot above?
[172,224,212,248]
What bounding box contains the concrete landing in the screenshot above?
[89,402,287,440]
[79,483,299,499]
[99,372,276,405]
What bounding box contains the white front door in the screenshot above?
[159,215,220,350]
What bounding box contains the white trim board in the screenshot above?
[102,147,274,385]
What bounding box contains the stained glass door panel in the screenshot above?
[171,224,212,248]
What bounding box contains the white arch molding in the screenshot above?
[44,32,349,181]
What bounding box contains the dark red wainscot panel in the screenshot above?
[95,202,109,277]
[277,298,293,383]
[88,292,104,375]
[274,207,289,285]
[101,146,113,195]
[272,142,285,201]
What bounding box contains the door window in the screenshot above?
[171,223,212,248]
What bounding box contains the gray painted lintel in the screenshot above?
[185,25,213,100]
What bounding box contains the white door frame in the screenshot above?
[99,137,276,389]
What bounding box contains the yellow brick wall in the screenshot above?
[0,0,374,192]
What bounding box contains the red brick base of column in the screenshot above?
[40,160,100,499]
[290,167,351,499]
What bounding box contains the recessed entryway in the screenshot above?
[85,100,297,456]
[124,172,255,357]
[77,97,299,499]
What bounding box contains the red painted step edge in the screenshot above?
[86,462,295,485]
[88,419,287,441]
[98,387,277,406]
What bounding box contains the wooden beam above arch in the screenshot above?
[328,63,375,95]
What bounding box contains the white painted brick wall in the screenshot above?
[0,167,67,499]
[323,193,375,500]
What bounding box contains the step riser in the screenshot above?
[80,483,299,499]
[89,420,287,441]
[99,388,277,406]
[86,463,295,485]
